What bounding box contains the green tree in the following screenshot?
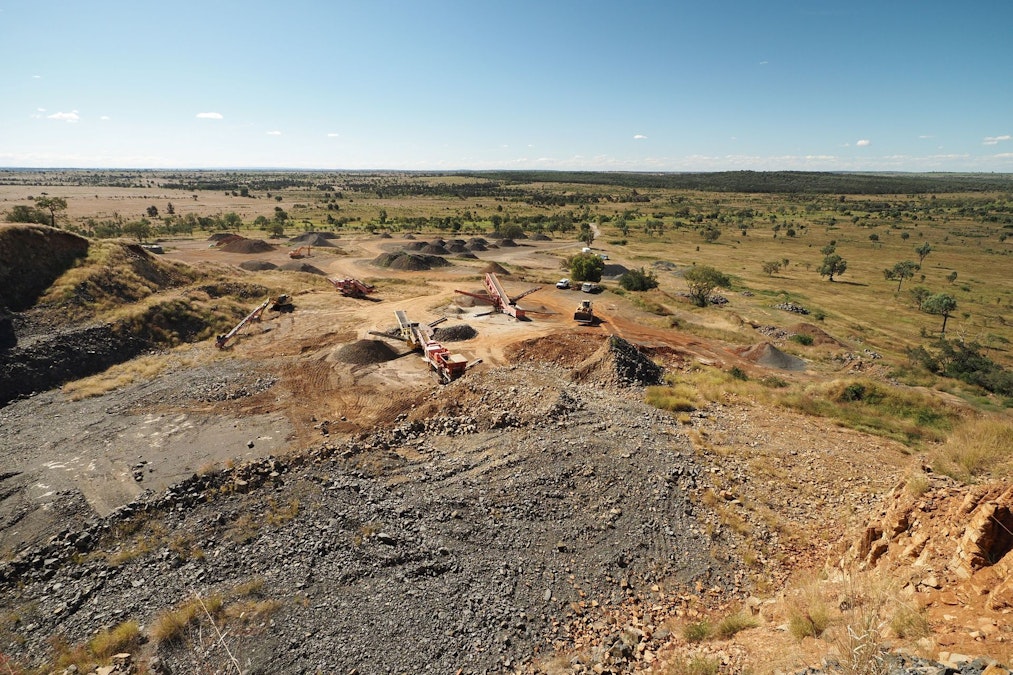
[684,265,730,307]
[34,196,68,227]
[122,219,152,242]
[883,260,919,292]
[569,252,605,282]
[579,224,595,248]
[915,242,932,264]
[146,205,159,218]
[923,293,957,334]
[618,267,659,292]
[818,253,847,281]
[221,212,243,230]
[762,261,782,276]
[946,270,958,284]
[701,226,721,243]
[910,286,931,310]
[4,205,48,224]
[500,223,525,239]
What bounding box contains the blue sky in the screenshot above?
[1,1,1011,171]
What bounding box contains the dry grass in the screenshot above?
[150,594,223,645]
[88,620,141,660]
[932,415,1013,481]
[61,353,179,400]
[715,611,759,640]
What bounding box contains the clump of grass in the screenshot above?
[889,605,930,639]
[88,620,140,660]
[791,333,814,346]
[932,415,1013,482]
[788,606,831,640]
[682,620,712,643]
[265,497,300,526]
[715,611,758,639]
[150,595,223,645]
[666,654,720,675]
[782,378,955,445]
[903,472,931,498]
[645,383,701,412]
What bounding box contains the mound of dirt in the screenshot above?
[219,237,276,254]
[420,244,450,255]
[465,242,488,251]
[571,336,665,388]
[467,237,488,246]
[278,261,326,275]
[446,243,468,253]
[505,332,603,368]
[789,322,845,347]
[482,262,510,276]
[601,263,631,279]
[207,233,237,242]
[496,238,518,247]
[238,260,278,271]
[435,324,477,341]
[288,233,338,247]
[0,224,89,311]
[404,241,427,251]
[373,252,450,271]
[403,234,416,240]
[455,252,478,259]
[447,239,466,247]
[334,339,400,365]
[428,239,446,247]
[530,233,551,241]
[737,342,806,371]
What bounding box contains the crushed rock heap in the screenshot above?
[571,335,664,388]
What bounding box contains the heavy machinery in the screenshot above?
[215,298,271,349]
[270,294,294,313]
[573,299,596,325]
[454,273,540,320]
[328,277,376,299]
[289,245,312,259]
[370,310,480,383]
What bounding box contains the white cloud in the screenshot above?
[266,130,282,136]
[32,74,41,79]
[633,134,647,140]
[918,135,933,139]
[983,134,1011,145]
[759,60,769,65]
[47,111,79,123]
[196,112,223,119]
[326,133,340,137]
[100,116,110,121]
[856,139,871,147]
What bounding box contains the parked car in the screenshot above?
[598,253,609,260]
[581,282,599,293]
[556,278,571,289]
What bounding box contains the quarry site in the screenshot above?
[1,172,1012,675]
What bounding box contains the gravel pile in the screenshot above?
[435,323,477,341]
[571,336,665,388]
[404,241,427,251]
[496,237,518,247]
[371,252,451,271]
[0,363,729,674]
[219,238,276,254]
[278,261,326,275]
[482,261,510,275]
[737,342,806,371]
[776,301,810,315]
[237,260,278,271]
[334,339,400,364]
[420,244,450,255]
[465,241,488,251]
[288,232,339,247]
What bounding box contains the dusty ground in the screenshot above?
[1,230,1008,672]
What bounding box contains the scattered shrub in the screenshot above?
[682,621,712,643]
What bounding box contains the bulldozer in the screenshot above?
[573,299,596,325]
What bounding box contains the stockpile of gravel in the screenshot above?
[428,238,446,247]
[482,262,510,275]
[238,260,278,271]
[289,232,339,246]
[446,242,468,253]
[571,336,664,388]
[372,252,451,271]
[496,238,518,247]
[420,244,450,255]
[220,237,276,254]
[435,323,477,341]
[737,342,806,371]
[278,261,326,275]
[334,339,400,365]
[404,241,427,251]
[465,241,488,251]
[530,232,550,240]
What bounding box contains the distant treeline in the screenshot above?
[457,170,1013,194]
